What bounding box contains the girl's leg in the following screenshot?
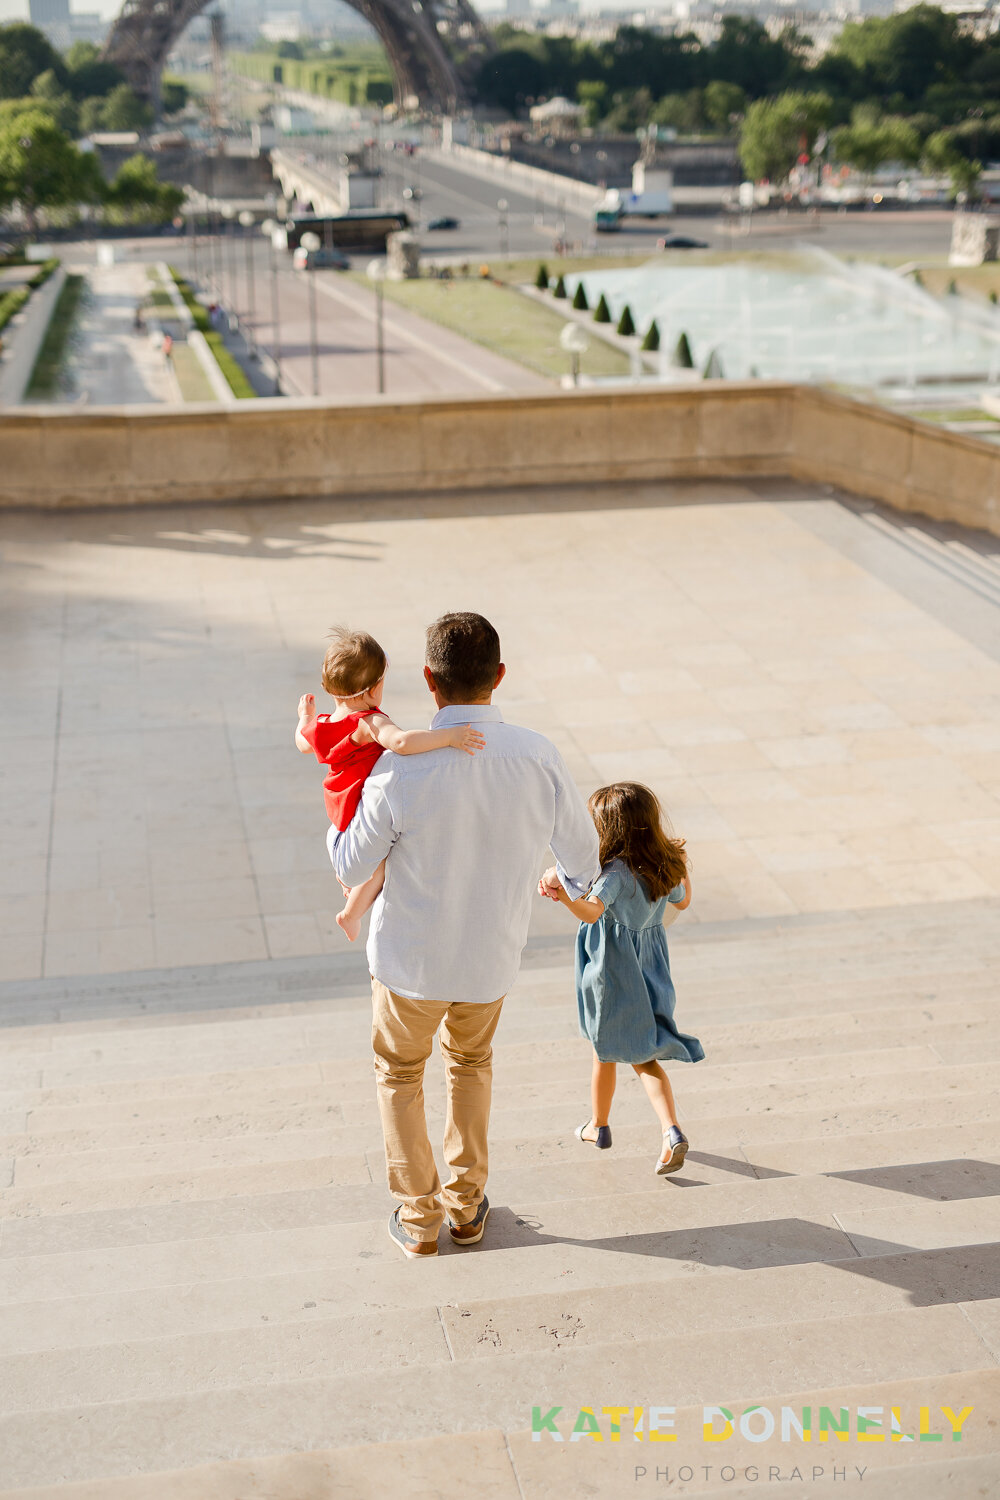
[631,1061,680,1133]
[580,1053,617,1141]
[336,858,386,943]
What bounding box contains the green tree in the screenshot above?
[160,78,189,116]
[553,274,567,299]
[602,87,653,133]
[98,83,153,133]
[64,42,123,102]
[673,331,694,368]
[0,105,102,228]
[577,79,608,130]
[29,69,78,135]
[593,292,611,323]
[832,106,920,176]
[535,261,549,290]
[572,281,588,310]
[0,23,65,101]
[104,152,184,223]
[651,90,706,133]
[708,17,801,98]
[617,303,636,336]
[703,80,746,131]
[831,5,976,105]
[922,129,982,200]
[738,90,832,182]
[641,319,660,351]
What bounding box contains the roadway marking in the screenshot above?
[307,273,510,391]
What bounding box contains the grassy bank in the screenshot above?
[363,276,634,381]
[25,274,85,399]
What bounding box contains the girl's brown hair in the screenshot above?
[588,782,687,902]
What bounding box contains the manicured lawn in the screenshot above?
[26,275,86,399]
[368,276,634,380]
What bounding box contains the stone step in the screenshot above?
[1,1046,962,1155]
[1,1152,373,1220]
[13,1044,939,1138]
[507,1368,1000,1499]
[5,1096,996,1223]
[0,1307,991,1489]
[699,1454,1000,1500]
[5,1063,996,1193]
[1,990,991,1112]
[3,1170,998,1321]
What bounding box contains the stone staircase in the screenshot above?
[1,900,999,1499]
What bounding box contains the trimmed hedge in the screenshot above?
[0,258,60,335]
[168,267,211,332]
[205,332,256,399]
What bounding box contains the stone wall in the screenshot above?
[1,382,997,537]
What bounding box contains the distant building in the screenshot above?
[28,0,70,49]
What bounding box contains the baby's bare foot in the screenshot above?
[336,909,361,943]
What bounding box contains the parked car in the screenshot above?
[427,216,459,231]
[292,245,351,271]
[656,234,709,250]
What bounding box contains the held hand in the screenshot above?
[298,693,316,723]
[538,866,563,901]
[451,724,487,756]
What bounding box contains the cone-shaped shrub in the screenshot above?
[641,319,660,351]
[535,262,550,290]
[617,304,636,337]
[991,289,998,305]
[553,274,567,298]
[572,281,589,311]
[702,347,725,380]
[948,278,958,295]
[673,331,694,367]
[593,292,611,323]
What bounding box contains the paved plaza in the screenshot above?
[2,480,1000,982]
[1,478,999,1496]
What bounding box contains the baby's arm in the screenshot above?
[538,866,605,925]
[295,693,317,754]
[357,713,486,758]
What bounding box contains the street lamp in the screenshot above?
[261,218,282,396]
[239,209,256,354]
[497,197,509,260]
[366,257,386,395]
[559,321,589,387]
[221,203,237,323]
[300,230,321,397]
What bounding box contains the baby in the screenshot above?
[297,626,484,940]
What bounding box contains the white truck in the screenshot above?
[594,165,673,232]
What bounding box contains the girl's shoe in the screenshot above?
[656,1126,688,1176]
[575,1121,612,1150]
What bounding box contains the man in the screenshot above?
[329,612,600,1258]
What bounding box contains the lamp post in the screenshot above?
[497,197,509,260]
[300,230,321,397]
[239,209,256,354]
[221,204,237,323]
[366,257,386,395]
[261,217,282,396]
[559,321,589,387]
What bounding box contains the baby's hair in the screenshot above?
[321,627,387,698]
[588,782,687,902]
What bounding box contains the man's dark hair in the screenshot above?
[426,612,501,703]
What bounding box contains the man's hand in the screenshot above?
[449,724,487,756]
[298,693,316,724]
[538,866,563,902]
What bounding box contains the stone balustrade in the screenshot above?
[1,381,997,536]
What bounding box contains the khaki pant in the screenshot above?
[371,979,505,1242]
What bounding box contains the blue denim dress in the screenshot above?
[576,858,705,1066]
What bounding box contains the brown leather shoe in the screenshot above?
[448,1196,490,1245]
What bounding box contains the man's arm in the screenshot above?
[328,772,399,887]
[548,752,601,900]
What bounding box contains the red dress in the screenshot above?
[301,711,384,830]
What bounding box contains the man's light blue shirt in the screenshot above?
[328,703,600,1003]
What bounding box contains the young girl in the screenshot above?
[297,626,484,941]
[539,781,703,1175]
